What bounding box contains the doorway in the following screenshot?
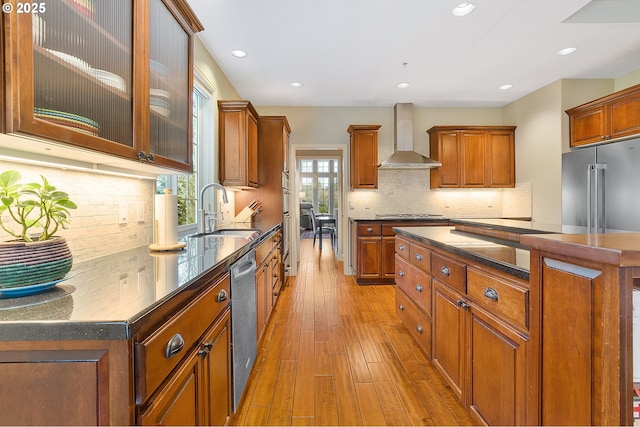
[291,147,346,275]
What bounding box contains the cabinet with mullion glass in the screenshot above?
[3,0,202,172]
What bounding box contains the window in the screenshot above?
[299,158,339,214]
[157,79,211,231]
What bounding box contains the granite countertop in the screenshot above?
[0,223,280,341]
[349,215,449,222]
[449,218,592,234]
[393,226,530,281]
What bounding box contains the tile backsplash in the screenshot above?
[0,161,155,262]
[348,169,531,219]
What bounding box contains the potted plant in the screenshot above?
[0,170,77,293]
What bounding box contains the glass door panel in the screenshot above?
[33,0,133,146]
[149,0,190,165]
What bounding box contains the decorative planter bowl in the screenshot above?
[0,236,73,289]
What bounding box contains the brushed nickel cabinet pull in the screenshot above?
[415,284,423,292]
[165,334,185,358]
[440,265,451,276]
[484,287,499,301]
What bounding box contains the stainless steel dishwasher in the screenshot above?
[230,249,257,412]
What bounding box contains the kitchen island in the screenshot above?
[0,222,281,426]
[394,221,640,426]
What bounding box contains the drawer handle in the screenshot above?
[415,253,423,261]
[217,289,229,303]
[398,244,405,251]
[165,334,185,358]
[367,227,374,232]
[416,325,423,334]
[440,265,451,276]
[398,304,405,311]
[484,287,499,301]
[415,284,423,292]
[398,270,405,277]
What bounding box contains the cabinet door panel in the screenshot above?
[460,132,486,186]
[358,237,382,279]
[432,280,464,398]
[468,307,527,426]
[539,258,597,426]
[382,236,397,279]
[486,131,515,187]
[608,93,640,140]
[570,105,606,147]
[202,310,231,426]
[8,3,136,155]
[139,352,200,426]
[436,132,460,187]
[349,126,380,189]
[148,0,192,168]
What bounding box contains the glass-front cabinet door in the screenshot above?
[3,0,202,172]
[148,0,192,171]
[6,1,138,158]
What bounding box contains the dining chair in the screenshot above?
[309,207,335,247]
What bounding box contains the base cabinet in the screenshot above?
[396,232,530,426]
[0,340,131,425]
[139,308,231,426]
[255,230,283,341]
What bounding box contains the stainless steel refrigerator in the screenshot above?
[562,137,640,233]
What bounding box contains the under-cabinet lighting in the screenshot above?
[0,153,156,180]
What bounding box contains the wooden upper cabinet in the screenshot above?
[218,100,259,189]
[348,125,381,189]
[566,83,640,147]
[428,126,516,189]
[2,0,203,172]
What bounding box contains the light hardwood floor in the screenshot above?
[230,237,476,426]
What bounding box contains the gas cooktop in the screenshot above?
[374,213,444,219]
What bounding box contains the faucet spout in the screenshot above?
[198,183,229,233]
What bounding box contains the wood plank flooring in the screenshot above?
[229,238,476,426]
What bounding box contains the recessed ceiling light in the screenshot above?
[499,84,513,90]
[397,82,410,89]
[290,82,303,88]
[452,2,476,17]
[231,49,247,58]
[557,47,578,56]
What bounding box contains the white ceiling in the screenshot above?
[186,0,640,108]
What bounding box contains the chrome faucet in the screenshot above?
[198,182,229,233]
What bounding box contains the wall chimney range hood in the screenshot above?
[379,103,441,169]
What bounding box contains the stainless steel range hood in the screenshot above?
[379,103,441,169]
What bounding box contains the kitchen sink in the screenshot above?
[188,229,261,239]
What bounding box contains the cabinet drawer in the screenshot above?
[395,237,410,259]
[467,267,528,329]
[358,224,382,236]
[135,273,231,404]
[395,255,432,316]
[409,243,431,273]
[431,252,466,293]
[396,288,432,358]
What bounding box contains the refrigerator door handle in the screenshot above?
[587,164,594,233]
[595,163,607,233]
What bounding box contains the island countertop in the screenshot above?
[0,223,280,341]
[393,226,530,280]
